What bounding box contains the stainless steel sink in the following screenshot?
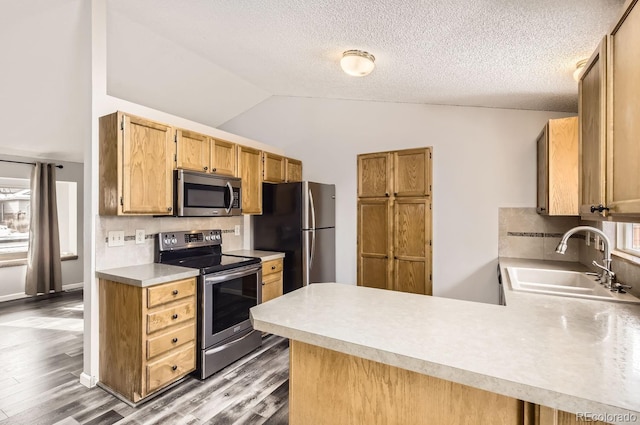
[506,267,640,304]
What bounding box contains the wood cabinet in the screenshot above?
[357,148,432,295]
[579,38,608,218]
[99,112,174,215]
[237,145,263,214]
[607,0,640,216]
[210,138,236,176]
[357,199,392,290]
[261,258,283,303]
[528,404,611,425]
[175,129,210,173]
[536,117,579,216]
[262,152,286,183]
[285,157,303,182]
[99,277,197,403]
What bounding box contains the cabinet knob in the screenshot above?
[212,168,217,172]
[262,282,266,286]
[172,338,178,343]
[167,206,173,212]
[172,290,179,295]
[385,192,389,197]
[204,166,208,171]
[590,204,610,214]
[394,192,398,196]
[172,314,178,320]
[172,365,178,371]
[271,265,276,270]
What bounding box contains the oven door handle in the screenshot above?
[225,182,234,214]
[205,266,260,284]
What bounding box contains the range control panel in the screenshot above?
[157,229,222,251]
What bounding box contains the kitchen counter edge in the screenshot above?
[96,263,200,287]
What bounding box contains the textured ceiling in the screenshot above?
[108,0,624,113]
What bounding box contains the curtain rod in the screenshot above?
[0,159,63,169]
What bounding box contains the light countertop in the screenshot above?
[224,249,285,262]
[250,258,640,422]
[96,263,199,287]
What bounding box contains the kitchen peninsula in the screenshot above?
[250,258,640,425]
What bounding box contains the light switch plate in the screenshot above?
[234,225,241,236]
[108,230,125,247]
[135,229,145,245]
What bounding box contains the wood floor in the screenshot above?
[0,291,290,425]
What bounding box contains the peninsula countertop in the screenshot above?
[250,258,640,423]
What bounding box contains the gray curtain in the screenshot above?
[25,162,62,295]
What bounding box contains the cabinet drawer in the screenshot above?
[262,259,283,276]
[146,343,195,394]
[147,278,196,308]
[147,301,195,334]
[146,323,195,359]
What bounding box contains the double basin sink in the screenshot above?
[506,267,640,304]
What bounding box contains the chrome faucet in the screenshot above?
[555,226,615,288]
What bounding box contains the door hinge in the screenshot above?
[429,151,432,159]
[120,196,123,206]
[429,184,431,192]
[429,240,432,246]
[430,203,432,210]
[429,273,432,281]
[174,133,177,143]
[174,153,177,162]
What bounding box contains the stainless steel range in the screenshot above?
[155,229,262,379]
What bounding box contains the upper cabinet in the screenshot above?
[393,148,431,197]
[175,129,210,173]
[578,37,608,218]
[99,112,174,216]
[358,152,391,197]
[607,0,640,216]
[285,157,303,182]
[262,152,286,183]
[536,117,579,216]
[210,138,236,176]
[579,0,640,219]
[237,145,263,214]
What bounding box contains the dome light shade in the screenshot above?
[340,50,375,77]
[573,59,588,82]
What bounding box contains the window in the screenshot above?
[0,177,77,262]
[616,222,640,256]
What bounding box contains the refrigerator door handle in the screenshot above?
[309,229,316,280]
[308,188,316,230]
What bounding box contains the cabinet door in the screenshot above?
[357,199,392,290]
[547,117,578,215]
[394,148,431,197]
[536,126,549,214]
[607,0,640,215]
[122,115,174,215]
[211,138,236,176]
[286,158,303,182]
[262,272,283,303]
[393,198,431,295]
[175,129,210,173]
[358,153,391,197]
[263,152,286,183]
[237,145,263,214]
[579,38,608,217]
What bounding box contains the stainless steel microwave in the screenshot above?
[174,170,241,216]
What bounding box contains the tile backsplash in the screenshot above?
[498,208,581,261]
[96,215,243,270]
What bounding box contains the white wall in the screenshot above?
[221,96,572,304]
[0,154,84,302]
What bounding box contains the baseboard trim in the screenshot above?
[80,372,97,388]
[0,282,83,303]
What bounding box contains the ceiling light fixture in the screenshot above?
[573,59,588,82]
[340,50,375,77]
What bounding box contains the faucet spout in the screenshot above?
[555,226,613,287]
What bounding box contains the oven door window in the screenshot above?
[212,274,257,335]
[184,182,229,209]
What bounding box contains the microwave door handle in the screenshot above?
[225,182,234,214]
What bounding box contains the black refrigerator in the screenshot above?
[253,181,336,294]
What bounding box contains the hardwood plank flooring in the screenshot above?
[0,291,289,425]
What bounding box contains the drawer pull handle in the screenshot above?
[172,338,178,343]
[172,365,178,371]
[271,266,276,270]
[172,314,178,320]
[172,290,179,295]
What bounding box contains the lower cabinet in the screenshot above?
[527,404,612,425]
[99,277,197,403]
[261,258,283,303]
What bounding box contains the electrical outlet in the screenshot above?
[108,230,125,247]
[234,225,241,236]
[135,229,145,245]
